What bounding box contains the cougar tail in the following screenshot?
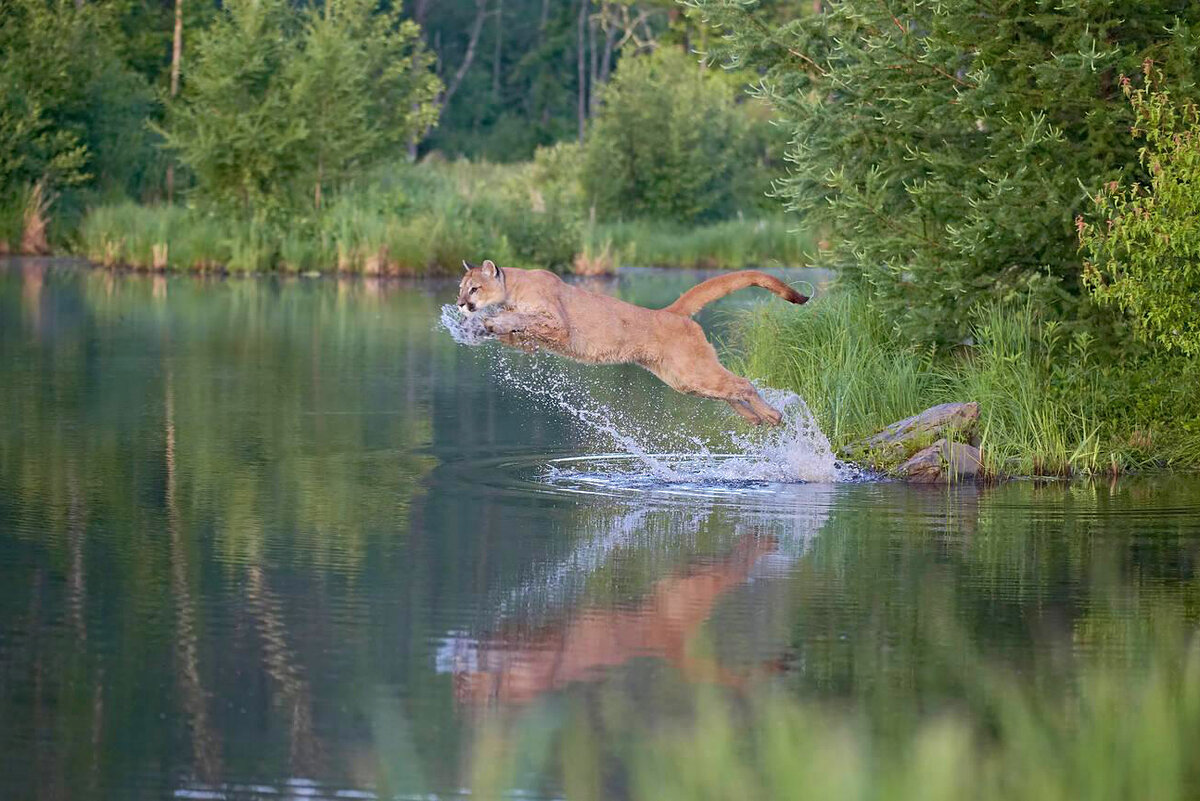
[663,270,809,317]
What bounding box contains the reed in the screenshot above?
[72,162,813,275]
[734,287,1200,476]
[598,217,813,270]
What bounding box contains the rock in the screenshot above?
[896,439,983,484]
[841,402,980,469]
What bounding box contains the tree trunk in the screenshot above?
[599,12,617,85]
[577,0,587,142]
[167,0,183,204]
[314,160,322,211]
[492,0,503,98]
[588,14,599,117]
[413,0,430,25]
[441,0,489,111]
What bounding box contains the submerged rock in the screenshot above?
[842,402,983,481]
[895,439,983,484]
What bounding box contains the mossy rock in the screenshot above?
[841,402,981,477]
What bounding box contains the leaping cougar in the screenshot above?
[457,260,808,425]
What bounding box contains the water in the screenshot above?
[2,258,1199,800]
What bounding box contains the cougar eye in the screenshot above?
[469,286,478,295]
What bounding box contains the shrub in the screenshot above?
[0,0,156,244]
[582,48,778,223]
[161,0,440,219]
[1079,65,1200,356]
[689,0,1200,345]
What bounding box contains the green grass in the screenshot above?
[596,217,813,269]
[0,192,25,252]
[71,162,812,274]
[734,287,1200,476]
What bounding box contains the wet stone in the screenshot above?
[841,402,982,478]
[895,439,983,484]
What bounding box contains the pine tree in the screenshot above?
[687,0,1200,345]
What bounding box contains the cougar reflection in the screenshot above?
[448,533,779,706]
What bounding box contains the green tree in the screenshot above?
[582,47,775,222]
[0,0,156,245]
[688,0,1200,345]
[159,0,306,218]
[287,0,442,210]
[1079,65,1200,355]
[162,0,441,218]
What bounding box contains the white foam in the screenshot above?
[440,304,858,484]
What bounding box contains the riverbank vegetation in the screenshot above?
[698,0,1200,475]
[736,290,1200,476]
[1,0,801,273]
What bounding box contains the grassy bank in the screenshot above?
[734,289,1200,476]
[72,160,809,275]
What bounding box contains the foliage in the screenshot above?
[688,0,1200,345]
[1079,65,1200,356]
[286,0,442,209]
[161,0,441,218]
[734,288,1200,475]
[0,0,156,210]
[417,0,690,160]
[78,159,812,274]
[582,48,780,223]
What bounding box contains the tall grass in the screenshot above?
[734,288,1200,475]
[0,192,26,252]
[73,162,814,274]
[596,217,813,269]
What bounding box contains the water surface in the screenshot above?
[2,258,1198,799]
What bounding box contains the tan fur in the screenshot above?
[457,260,809,425]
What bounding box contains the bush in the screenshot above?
[1079,65,1200,356]
[689,0,1200,345]
[582,48,779,224]
[0,0,157,245]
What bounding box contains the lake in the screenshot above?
[2,258,1198,800]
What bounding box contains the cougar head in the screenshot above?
[457,259,506,315]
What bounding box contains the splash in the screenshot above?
[440,304,858,485]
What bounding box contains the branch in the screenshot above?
[441,0,492,109]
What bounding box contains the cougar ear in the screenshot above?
[482,259,502,280]
[462,260,476,272]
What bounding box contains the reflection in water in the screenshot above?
[449,532,780,706]
[0,260,1198,800]
[440,486,836,707]
[167,371,223,782]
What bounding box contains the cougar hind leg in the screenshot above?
[725,383,782,427]
[727,397,763,425]
[743,387,783,426]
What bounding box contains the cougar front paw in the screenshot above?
[484,318,523,336]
